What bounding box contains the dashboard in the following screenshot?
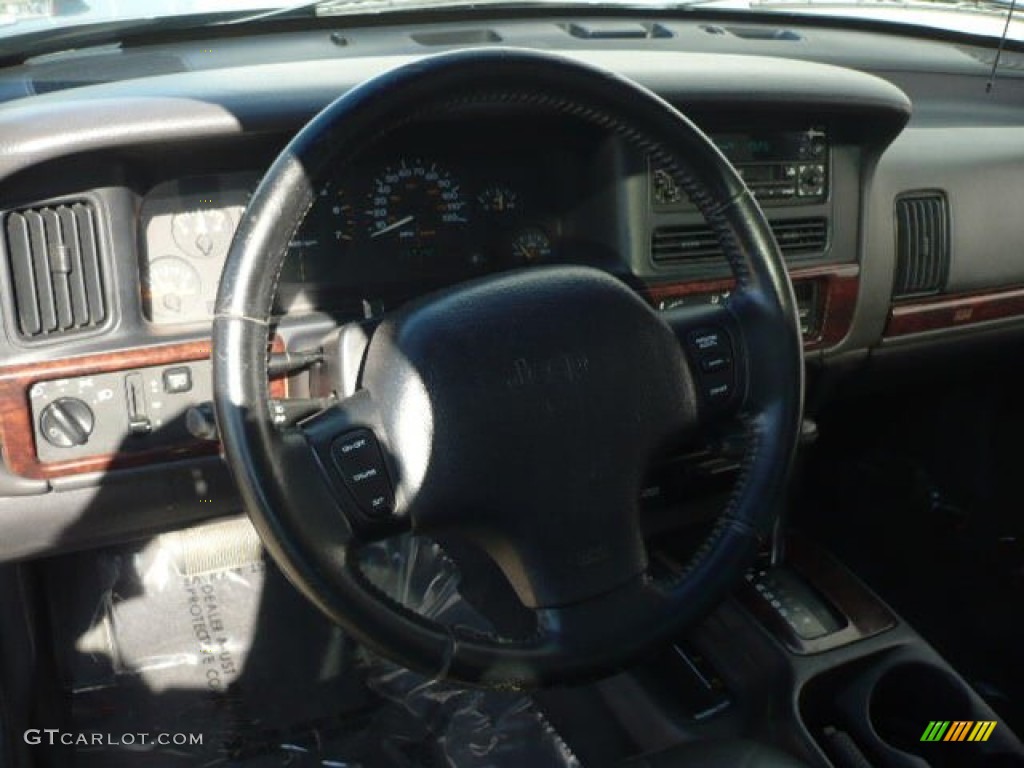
[136,118,838,327]
[4,13,1024,560]
[140,118,613,324]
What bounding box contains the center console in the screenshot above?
[619,530,1024,767]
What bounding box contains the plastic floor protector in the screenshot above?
[41,517,580,768]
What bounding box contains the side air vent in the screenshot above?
[652,217,828,265]
[894,192,950,298]
[3,202,107,340]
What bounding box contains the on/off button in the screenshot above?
[331,429,395,519]
[336,432,370,457]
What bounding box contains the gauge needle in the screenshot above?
[371,215,415,239]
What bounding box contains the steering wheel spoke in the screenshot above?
[533,576,666,652]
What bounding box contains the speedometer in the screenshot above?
[365,159,467,245]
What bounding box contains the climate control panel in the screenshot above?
[29,359,212,463]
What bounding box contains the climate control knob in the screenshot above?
[39,397,95,448]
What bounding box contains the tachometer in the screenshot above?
[365,159,467,245]
[316,180,356,245]
[286,181,356,281]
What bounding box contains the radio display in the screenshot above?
[714,131,817,164]
[650,127,828,208]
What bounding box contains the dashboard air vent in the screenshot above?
[702,25,802,41]
[894,192,949,298]
[563,21,671,39]
[410,29,501,46]
[958,45,1024,72]
[652,217,828,265]
[31,52,186,95]
[3,202,107,340]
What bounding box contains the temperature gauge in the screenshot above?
[510,228,553,264]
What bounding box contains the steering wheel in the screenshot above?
[212,48,804,690]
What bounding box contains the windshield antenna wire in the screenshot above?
[987,0,1018,93]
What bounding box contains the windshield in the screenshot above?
[0,0,280,38]
[3,0,1024,45]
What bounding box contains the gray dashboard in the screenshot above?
[2,15,1024,561]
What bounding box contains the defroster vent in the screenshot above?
[894,192,949,298]
[4,202,107,340]
[652,217,828,265]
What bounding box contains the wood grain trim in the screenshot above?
[738,535,895,655]
[885,286,1024,338]
[0,338,287,480]
[807,264,860,351]
[643,263,860,352]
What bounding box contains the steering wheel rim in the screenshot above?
[213,48,804,690]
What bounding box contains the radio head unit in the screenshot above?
[652,127,828,208]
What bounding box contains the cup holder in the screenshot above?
[870,663,972,755]
[869,662,1022,767]
[802,655,1022,768]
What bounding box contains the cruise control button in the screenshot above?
[335,431,372,461]
[331,430,395,518]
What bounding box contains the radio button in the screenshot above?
[688,328,728,354]
[700,354,732,374]
[798,165,826,197]
[703,372,734,404]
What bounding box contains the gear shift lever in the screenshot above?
[768,418,819,566]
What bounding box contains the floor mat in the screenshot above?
[39,517,578,767]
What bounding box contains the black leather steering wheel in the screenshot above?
[212,48,804,690]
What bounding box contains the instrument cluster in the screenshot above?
[140,119,608,325]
